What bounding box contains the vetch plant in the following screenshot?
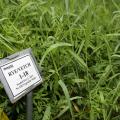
[0,0,120,120]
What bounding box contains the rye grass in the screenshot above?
[0,0,120,120]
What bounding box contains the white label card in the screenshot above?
[1,55,41,98]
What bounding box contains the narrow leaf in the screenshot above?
[40,43,72,66]
[68,50,87,70]
[58,80,74,120]
[42,105,51,120]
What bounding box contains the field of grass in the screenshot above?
[1,0,120,120]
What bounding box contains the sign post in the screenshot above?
[0,48,42,119]
[26,91,33,120]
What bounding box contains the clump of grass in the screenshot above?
[1,0,120,120]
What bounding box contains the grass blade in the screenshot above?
[40,43,72,66]
[58,80,74,120]
[64,0,69,14]
[0,34,14,52]
[54,106,69,120]
[68,50,87,70]
[42,105,51,120]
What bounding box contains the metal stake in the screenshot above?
[26,91,33,120]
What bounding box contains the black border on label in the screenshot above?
[0,54,42,98]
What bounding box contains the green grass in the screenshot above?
[1,0,120,120]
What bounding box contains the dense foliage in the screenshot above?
[1,0,120,120]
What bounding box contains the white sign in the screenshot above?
[0,49,42,103]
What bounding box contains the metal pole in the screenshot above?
[11,104,17,120]
[26,91,33,120]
